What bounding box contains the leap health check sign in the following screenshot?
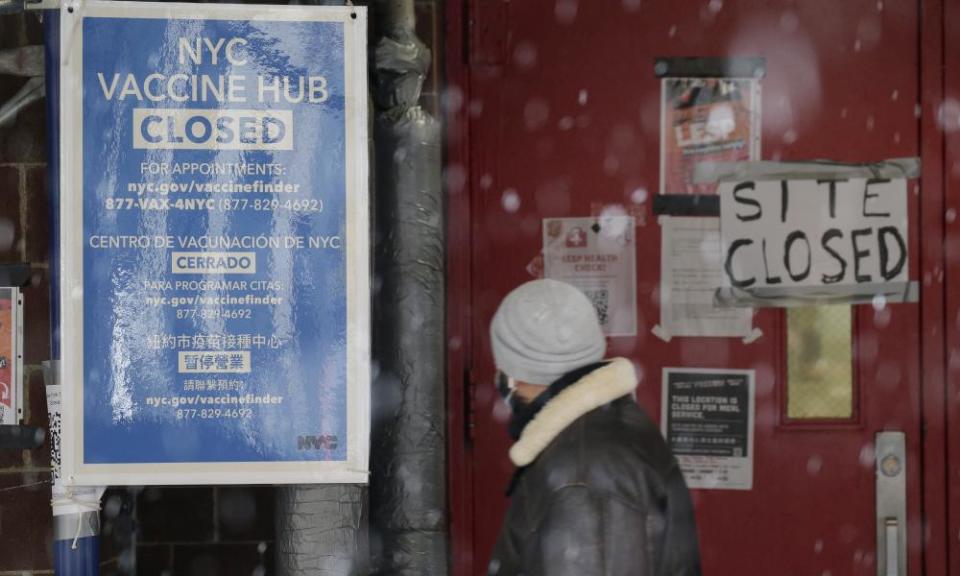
[58,2,370,485]
[718,177,910,306]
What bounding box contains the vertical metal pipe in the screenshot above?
[42,10,59,360]
[369,0,448,573]
[377,0,415,36]
[275,485,369,576]
[53,513,101,576]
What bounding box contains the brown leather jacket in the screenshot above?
[488,359,702,576]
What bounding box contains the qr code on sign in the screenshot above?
[48,409,61,481]
[583,289,610,326]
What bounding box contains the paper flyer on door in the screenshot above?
[542,216,637,337]
[659,77,761,195]
[717,177,910,307]
[661,368,755,490]
[653,217,756,341]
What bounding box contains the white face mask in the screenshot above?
[505,377,518,403]
[495,371,521,406]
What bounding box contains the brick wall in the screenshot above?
[0,8,55,576]
[100,486,276,576]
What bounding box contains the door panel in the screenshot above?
[464,1,924,574]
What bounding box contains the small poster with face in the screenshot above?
[543,216,637,337]
[660,77,761,195]
[0,288,21,426]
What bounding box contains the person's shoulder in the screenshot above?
[529,407,669,501]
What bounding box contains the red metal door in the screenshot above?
[447,1,948,575]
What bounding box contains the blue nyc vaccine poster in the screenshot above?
[65,3,369,483]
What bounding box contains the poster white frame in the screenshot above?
[59,1,370,486]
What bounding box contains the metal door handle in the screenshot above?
[876,432,906,576]
[885,518,899,576]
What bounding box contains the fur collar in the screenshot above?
[509,358,637,467]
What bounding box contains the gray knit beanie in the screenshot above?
[490,279,607,385]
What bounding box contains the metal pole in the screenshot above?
[53,512,101,576]
[377,0,415,37]
[275,484,369,576]
[43,10,101,576]
[369,0,448,573]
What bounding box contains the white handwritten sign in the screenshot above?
[719,178,908,303]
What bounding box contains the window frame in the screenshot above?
[777,307,863,430]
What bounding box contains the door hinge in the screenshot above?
[464,367,477,444]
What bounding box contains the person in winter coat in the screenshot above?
[487,279,702,576]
